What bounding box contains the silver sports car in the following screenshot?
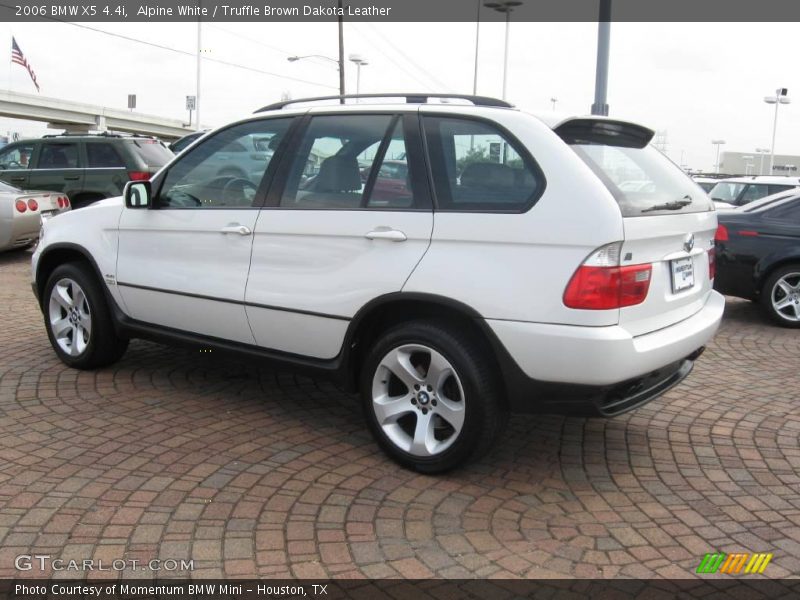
[0,181,71,252]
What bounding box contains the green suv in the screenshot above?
[0,133,174,209]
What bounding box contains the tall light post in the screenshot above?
[755,147,770,175]
[591,0,612,116]
[473,0,481,95]
[196,17,202,130]
[348,54,369,94]
[764,87,790,175]
[711,139,726,174]
[550,97,558,111]
[484,1,522,101]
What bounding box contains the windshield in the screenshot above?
[708,182,745,203]
[571,143,714,216]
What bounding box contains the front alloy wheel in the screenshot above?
[48,278,92,357]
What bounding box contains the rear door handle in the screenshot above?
[365,228,407,242]
[64,176,80,181]
[220,224,252,236]
[9,177,26,182]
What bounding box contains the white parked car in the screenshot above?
[708,175,800,209]
[0,181,70,252]
[31,94,725,472]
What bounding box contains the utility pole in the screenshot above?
[196,12,202,130]
[337,0,345,102]
[591,0,611,116]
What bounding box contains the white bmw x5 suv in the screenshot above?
[32,94,724,472]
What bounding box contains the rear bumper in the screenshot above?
[484,291,724,416]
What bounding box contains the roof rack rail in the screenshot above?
[41,131,157,139]
[255,93,514,113]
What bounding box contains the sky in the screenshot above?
[1,20,799,171]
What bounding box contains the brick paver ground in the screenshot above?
[1,248,799,579]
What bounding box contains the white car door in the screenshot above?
[116,117,294,344]
[245,112,433,358]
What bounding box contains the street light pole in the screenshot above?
[484,1,522,101]
[591,0,612,116]
[473,0,481,95]
[348,54,369,94]
[711,139,725,174]
[196,17,202,130]
[337,0,345,103]
[764,87,790,175]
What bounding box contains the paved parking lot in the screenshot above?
[1,248,800,580]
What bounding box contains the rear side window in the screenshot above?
[562,119,713,217]
[86,143,125,168]
[129,139,173,167]
[423,116,543,212]
[39,142,80,169]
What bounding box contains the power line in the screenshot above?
[59,22,338,90]
[348,24,434,92]
[363,23,452,91]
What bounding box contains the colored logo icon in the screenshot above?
[697,552,773,574]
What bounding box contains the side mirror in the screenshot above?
[124,180,151,209]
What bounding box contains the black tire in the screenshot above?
[760,263,800,328]
[43,262,129,368]
[360,320,507,473]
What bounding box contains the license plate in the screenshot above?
[671,257,694,293]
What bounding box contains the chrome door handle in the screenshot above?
[365,228,407,242]
[220,224,252,235]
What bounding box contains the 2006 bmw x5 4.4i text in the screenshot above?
[31,94,725,473]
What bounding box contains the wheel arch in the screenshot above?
[341,292,510,401]
[35,243,105,308]
[754,252,800,295]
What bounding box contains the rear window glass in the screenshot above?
[129,139,173,167]
[570,143,713,217]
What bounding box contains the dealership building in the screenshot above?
[719,151,800,176]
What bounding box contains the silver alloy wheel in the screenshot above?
[371,343,466,457]
[48,278,92,356]
[771,272,800,322]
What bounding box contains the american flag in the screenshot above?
[11,37,39,92]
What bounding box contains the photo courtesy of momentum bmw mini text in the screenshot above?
[1,0,800,598]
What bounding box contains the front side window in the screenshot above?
[157,119,291,209]
[423,116,543,212]
[39,143,80,169]
[0,143,35,169]
[281,114,415,210]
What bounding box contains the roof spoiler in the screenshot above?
[555,118,654,149]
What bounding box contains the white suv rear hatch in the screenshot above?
[558,119,716,336]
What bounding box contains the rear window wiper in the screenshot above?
[641,196,692,213]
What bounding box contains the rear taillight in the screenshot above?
[563,242,652,310]
[715,224,729,242]
[738,230,759,237]
[708,247,716,280]
[64,197,70,207]
[128,171,151,181]
[57,196,64,208]
[15,200,27,213]
[27,199,38,211]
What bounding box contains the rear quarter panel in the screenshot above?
[404,107,625,326]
